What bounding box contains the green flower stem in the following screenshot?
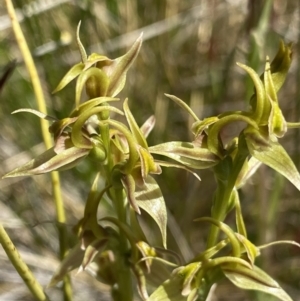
[112,188,133,301]
[5,1,72,300]
[287,122,300,129]
[207,149,248,249]
[0,224,50,301]
[52,172,72,301]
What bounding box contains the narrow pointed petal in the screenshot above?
[121,174,141,214]
[123,98,148,148]
[165,94,199,122]
[12,108,57,121]
[140,115,156,138]
[76,21,87,63]
[138,146,161,178]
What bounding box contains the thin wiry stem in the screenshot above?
[0,224,50,301]
[5,0,72,300]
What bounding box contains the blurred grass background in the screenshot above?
[0,0,300,300]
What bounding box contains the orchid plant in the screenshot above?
[2,21,300,301]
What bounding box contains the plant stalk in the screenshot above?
[5,1,72,300]
[0,224,50,301]
[207,149,248,249]
[112,188,133,301]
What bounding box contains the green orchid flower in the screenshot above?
[53,22,143,107]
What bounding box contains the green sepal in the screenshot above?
[135,175,167,249]
[52,62,84,94]
[223,264,293,301]
[105,33,143,97]
[245,127,300,191]
[149,141,219,169]
[2,146,89,178]
[148,264,201,301]
[48,243,84,287]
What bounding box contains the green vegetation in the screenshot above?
[1,1,300,300]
